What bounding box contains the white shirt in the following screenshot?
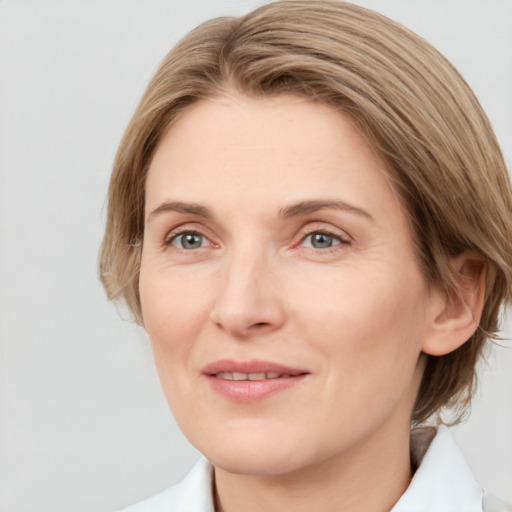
[120,426,510,512]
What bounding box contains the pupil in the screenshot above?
[312,233,332,248]
[183,234,201,249]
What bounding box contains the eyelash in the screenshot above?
[165,230,211,250]
[165,227,351,253]
[299,229,350,252]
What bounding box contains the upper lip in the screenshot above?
[202,359,309,376]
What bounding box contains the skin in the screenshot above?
[139,93,480,512]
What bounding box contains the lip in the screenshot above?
[202,359,310,402]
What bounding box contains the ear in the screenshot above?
[422,252,486,356]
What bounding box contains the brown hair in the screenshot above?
[99,0,512,423]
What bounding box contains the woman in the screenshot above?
[99,1,512,510]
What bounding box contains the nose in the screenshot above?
[209,247,285,339]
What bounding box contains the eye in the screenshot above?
[169,231,208,250]
[302,231,343,249]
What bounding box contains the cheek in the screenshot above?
[290,263,428,373]
[298,270,428,429]
[139,268,213,366]
[139,268,216,427]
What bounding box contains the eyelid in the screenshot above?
[302,230,342,247]
[295,223,353,246]
[163,224,217,248]
[168,231,206,249]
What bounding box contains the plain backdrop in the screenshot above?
[0,1,511,511]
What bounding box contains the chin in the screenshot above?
[189,424,310,476]
[210,449,305,477]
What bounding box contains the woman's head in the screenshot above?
[137,92,454,474]
[99,0,512,424]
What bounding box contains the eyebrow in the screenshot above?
[147,201,213,223]
[146,198,374,224]
[279,199,374,221]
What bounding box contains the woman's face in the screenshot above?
[140,93,438,475]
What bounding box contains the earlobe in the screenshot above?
[422,252,486,357]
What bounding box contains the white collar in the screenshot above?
[391,425,483,511]
[120,458,215,512]
[120,426,485,511]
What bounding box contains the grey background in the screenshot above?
[0,1,511,510]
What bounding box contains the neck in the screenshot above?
[213,420,413,512]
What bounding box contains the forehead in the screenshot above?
[144,92,404,225]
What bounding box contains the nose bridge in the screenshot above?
[225,242,262,290]
[210,240,283,336]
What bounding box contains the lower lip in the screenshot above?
[205,375,308,402]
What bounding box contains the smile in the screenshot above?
[203,360,309,401]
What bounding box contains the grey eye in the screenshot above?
[172,232,205,249]
[303,232,341,249]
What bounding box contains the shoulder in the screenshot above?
[119,458,215,512]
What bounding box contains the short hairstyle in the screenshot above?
[99,0,512,423]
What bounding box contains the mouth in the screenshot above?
[202,360,309,401]
[213,371,291,380]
